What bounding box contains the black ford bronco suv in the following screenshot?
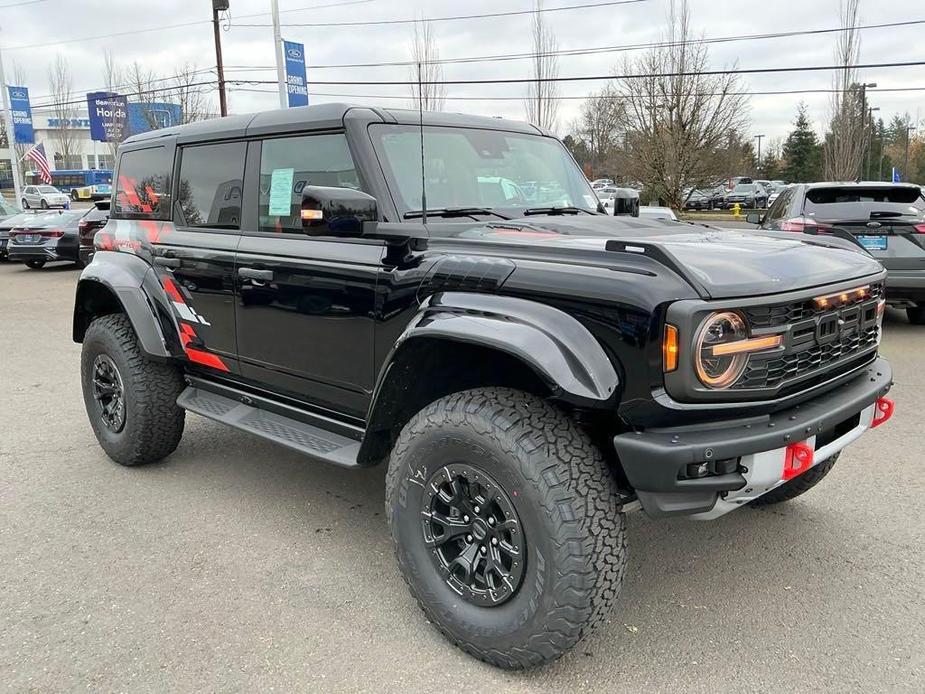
[73,104,895,669]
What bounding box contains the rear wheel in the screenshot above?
[40,199,48,209]
[906,304,925,325]
[71,190,80,201]
[25,260,45,269]
[750,453,840,507]
[81,313,185,466]
[21,198,28,209]
[386,388,626,669]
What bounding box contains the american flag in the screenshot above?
[24,143,52,184]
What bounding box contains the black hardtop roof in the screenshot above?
[121,103,545,147]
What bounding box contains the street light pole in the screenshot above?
[859,83,876,181]
[904,126,917,182]
[212,1,229,117]
[0,28,23,205]
[865,106,880,181]
[271,0,287,109]
[754,134,765,177]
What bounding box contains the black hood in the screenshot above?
[428,215,885,299]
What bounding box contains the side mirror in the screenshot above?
[746,212,762,225]
[300,185,377,237]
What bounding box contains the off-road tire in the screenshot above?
[906,304,925,325]
[750,453,840,507]
[25,260,45,269]
[386,387,627,669]
[81,313,185,466]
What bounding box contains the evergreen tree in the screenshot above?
[781,103,824,182]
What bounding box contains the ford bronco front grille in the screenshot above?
[733,282,883,392]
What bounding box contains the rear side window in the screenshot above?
[804,186,925,218]
[257,133,361,233]
[114,146,172,219]
[176,142,246,229]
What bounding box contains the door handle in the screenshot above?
[154,256,181,268]
[238,267,274,281]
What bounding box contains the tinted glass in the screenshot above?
[370,124,600,215]
[114,146,172,219]
[176,142,246,229]
[735,185,756,193]
[804,186,925,218]
[258,133,360,233]
[765,187,793,224]
[39,186,58,193]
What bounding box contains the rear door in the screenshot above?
[234,132,382,422]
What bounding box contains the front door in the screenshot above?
[234,133,381,422]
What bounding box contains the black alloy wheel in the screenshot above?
[422,463,525,607]
[91,353,126,432]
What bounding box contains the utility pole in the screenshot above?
[858,83,876,180]
[877,121,886,182]
[754,134,765,177]
[903,125,917,182]
[865,106,880,181]
[271,0,287,108]
[0,28,23,206]
[212,1,229,117]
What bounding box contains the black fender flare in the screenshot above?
[73,252,182,360]
[358,292,621,464]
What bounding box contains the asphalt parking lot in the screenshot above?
[0,260,922,693]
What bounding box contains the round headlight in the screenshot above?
[694,311,749,389]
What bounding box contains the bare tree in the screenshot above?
[824,0,866,180]
[409,20,446,111]
[127,61,164,131]
[616,0,749,208]
[101,50,127,158]
[170,63,212,124]
[524,0,559,131]
[47,54,82,169]
[570,85,625,179]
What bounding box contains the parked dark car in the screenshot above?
[683,187,724,210]
[77,200,111,267]
[7,209,84,269]
[750,182,925,324]
[73,104,894,669]
[0,199,25,259]
[724,183,768,209]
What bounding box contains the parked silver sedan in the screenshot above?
[21,185,70,210]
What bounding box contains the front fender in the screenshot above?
[387,291,620,403]
[73,251,181,360]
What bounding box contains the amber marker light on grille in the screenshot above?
[814,285,870,308]
[663,324,679,372]
[711,334,782,357]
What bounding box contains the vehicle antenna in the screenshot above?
[417,61,427,225]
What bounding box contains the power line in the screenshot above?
[220,18,925,72]
[4,0,378,51]
[237,0,648,28]
[0,0,50,8]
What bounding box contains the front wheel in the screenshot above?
[386,388,627,669]
[40,199,48,209]
[71,190,79,201]
[81,313,185,466]
[750,453,840,507]
[25,260,45,269]
[21,198,28,209]
[906,304,925,325]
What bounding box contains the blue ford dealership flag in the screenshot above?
[87,91,129,143]
[8,86,34,144]
[283,40,309,107]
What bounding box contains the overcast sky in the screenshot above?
[2,0,922,147]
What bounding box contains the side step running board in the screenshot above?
[177,386,362,468]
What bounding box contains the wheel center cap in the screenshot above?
[471,518,488,541]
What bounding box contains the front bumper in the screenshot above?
[614,358,892,518]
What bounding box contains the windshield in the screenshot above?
[804,186,925,218]
[370,124,599,215]
[38,186,58,194]
[734,184,757,193]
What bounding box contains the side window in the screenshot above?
[113,146,172,219]
[175,142,246,229]
[257,133,360,234]
[765,188,792,226]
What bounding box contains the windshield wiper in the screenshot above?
[403,207,512,220]
[522,206,595,216]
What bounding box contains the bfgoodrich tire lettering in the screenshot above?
[750,453,840,507]
[385,388,627,669]
[81,313,185,466]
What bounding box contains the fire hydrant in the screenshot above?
[732,203,742,219]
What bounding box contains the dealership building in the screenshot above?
[2,102,181,188]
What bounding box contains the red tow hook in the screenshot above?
[871,397,895,429]
[782,442,815,481]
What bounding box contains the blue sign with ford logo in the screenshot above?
[8,86,34,144]
[283,39,309,108]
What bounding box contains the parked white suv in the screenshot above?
[22,185,69,210]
